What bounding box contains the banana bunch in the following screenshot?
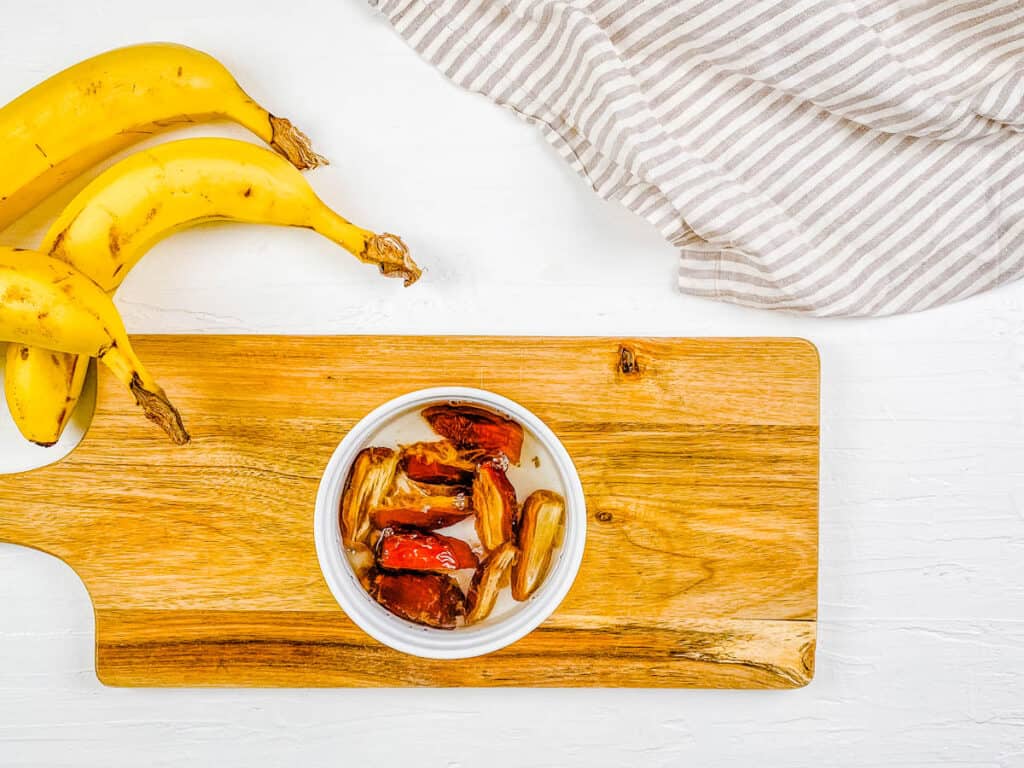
[0,247,188,444]
[0,45,421,446]
[0,43,325,231]
[5,137,419,445]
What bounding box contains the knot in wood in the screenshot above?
[618,345,640,375]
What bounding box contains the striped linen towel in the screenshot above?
[371,0,1024,316]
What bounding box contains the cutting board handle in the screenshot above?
[0,459,81,557]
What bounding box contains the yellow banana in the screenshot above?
[0,247,188,445]
[4,137,420,446]
[0,43,326,231]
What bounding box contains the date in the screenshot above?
[377,529,479,573]
[340,447,399,546]
[512,490,565,600]
[421,404,524,465]
[369,570,466,629]
[466,542,518,623]
[370,494,472,530]
[400,440,476,485]
[473,462,518,551]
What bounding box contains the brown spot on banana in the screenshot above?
[3,285,27,303]
[49,229,69,259]
[108,227,121,257]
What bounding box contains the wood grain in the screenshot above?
[0,336,819,688]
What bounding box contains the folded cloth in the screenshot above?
[371,0,1024,316]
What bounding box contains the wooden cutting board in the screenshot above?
[0,336,819,688]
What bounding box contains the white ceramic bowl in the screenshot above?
[314,386,587,659]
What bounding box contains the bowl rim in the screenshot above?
[313,386,587,659]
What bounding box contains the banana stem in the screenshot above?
[229,96,328,171]
[101,346,190,445]
[268,116,329,171]
[128,375,190,446]
[366,233,422,287]
[311,208,422,286]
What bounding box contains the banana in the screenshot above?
[0,43,326,231]
[4,137,421,446]
[0,247,188,445]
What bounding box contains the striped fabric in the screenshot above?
[370,0,1024,316]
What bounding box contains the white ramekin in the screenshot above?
[313,386,587,660]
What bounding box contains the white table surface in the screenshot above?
[2,1,1023,765]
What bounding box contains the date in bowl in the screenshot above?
[314,387,587,659]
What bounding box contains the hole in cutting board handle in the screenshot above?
[0,359,96,475]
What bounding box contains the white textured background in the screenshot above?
[1,1,1023,765]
